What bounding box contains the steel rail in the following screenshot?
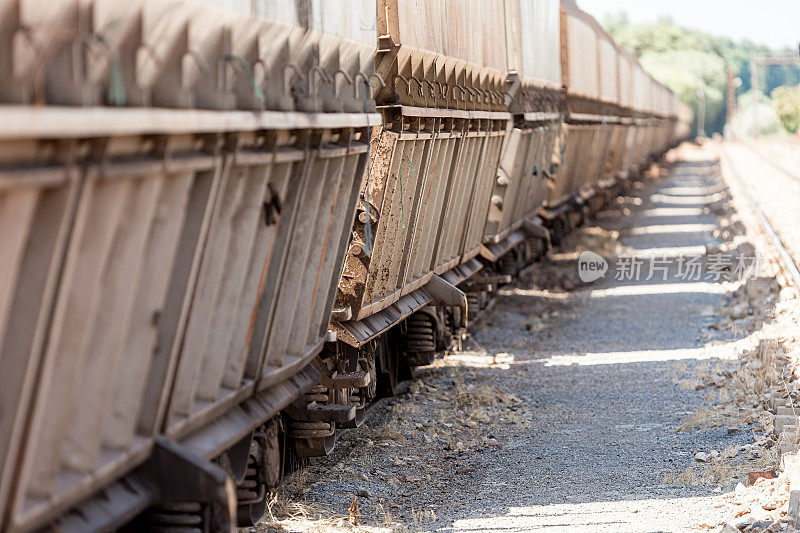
[741,141,800,186]
[721,144,800,288]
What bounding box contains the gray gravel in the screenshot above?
[441,157,747,531]
[266,150,760,532]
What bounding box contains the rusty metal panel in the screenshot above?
[527,125,558,215]
[485,126,529,238]
[547,123,583,206]
[621,124,641,174]
[163,153,277,435]
[461,129,504,256]
[0,142,82,530]
[483,120,558,242]
[375,1,508,112]
[336,115,509,323]
[385,0,507,71]
[436,130,483,266]
[402,133,450,287]
[590,124,615,188]
[509,128,539,225]
[0,118,376,533]
[599,39,619,103]
[337,127,435,321]
[619,52,634,107]
[607,124,630,178]
[3,133,219,531]
[357,131,425,312]
[257,131,370,389]
[577,126,600,191]
[504,0,561,87]
[638,123,655,166]
[564,9,599,99]
[629,124,644,169]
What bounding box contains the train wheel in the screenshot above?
[235,419,284,527]
[550,215,568,246]
[498,247,520,276]
[375,333,400,397]
[580,204,592,226]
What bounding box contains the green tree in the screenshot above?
[603,12,800,137]
[771,85,800,133]
[731,91,783,138]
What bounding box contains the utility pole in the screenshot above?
[726,68,736,125]
[751,59,759,95]
[726,69,742,138]
[696,88,706,138]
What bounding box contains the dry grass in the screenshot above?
[452,382,521,410]
[674,345,786,434]
[661,444,778,488]
[666,327,794,491]
[262,489,412,533]
[677,404,749,432]
[367,421,407,443]
[261,490,330,531]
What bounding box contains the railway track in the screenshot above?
[743,141,800,186]
[722,142,800,288]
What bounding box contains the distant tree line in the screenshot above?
[604,13,800,137]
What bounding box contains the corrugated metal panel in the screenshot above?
[245,0,377,46]
[480,0,506,69]
[0,142,81,531]
[393,0,444,55]
[599,38,619,103]
[618,53,633,107]
[336,116,509,322]
[390,0,506,70]
[505,0,561,85]
[633,66,651,113]
[310,0,377,46]
[566,14,599,98]
[484,123,558,239]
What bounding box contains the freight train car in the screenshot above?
[544,0,685,245]
[546,0,631,241]
[310,0,514,454]
[0,1,689,531]
[479,0,563,278]
[0,0,378,531]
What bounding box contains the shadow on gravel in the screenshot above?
[422,158,780,531]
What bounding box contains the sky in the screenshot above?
[578,0,800,51]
